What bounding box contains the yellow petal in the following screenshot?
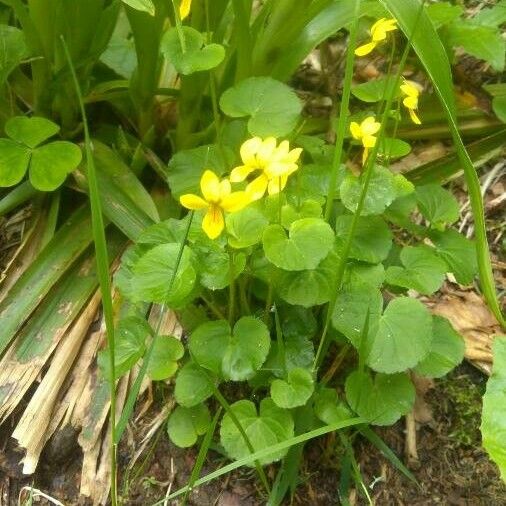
[230,164,255,182]
[265,161,298,179]
[371,18,397,41]
[285,147,303,164]
[257,137,277,164]
[408,108,421,125]
[219,179,231,198]
[350,121,362,139]
[246,174,268,201]
[240,137,262,165]
[403,95,418,110]
[362,134,377,148]
[179,0,192,20]
[202,205,224,239]
[400,81,419,98]
[355,41,377,57]
[267,175,288,195]
[361,116,381,136]
[220,191,250,212]
[180,193,208,210]
[200,169,220,202]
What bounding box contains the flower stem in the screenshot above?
[228,246,236,325]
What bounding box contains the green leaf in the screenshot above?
[147,335,184,380]
[426,3,463,28]
[345,370,414,426]
[492,96,506,123]
[0,139,31,187]
[5,116,60,148]
[29,141,83,191]
[385,245,447,295]
[377,138,412,160]
[226,207,268,249]
[263,218,334,271]
[415,184,459,225]
[220,398,294,466]
[473,0,506,28]
[175,361,215,407]
[161,27,225,75]
[368,297,432,374]
[335,215,392,263]
[414,316,464,378]
[343,262,385,290]
[121,0,155,15]
[0,25,28,85]
[481,336,506,480]
[220,77,302,137]
[281,200,322,229]
[189,317,271,381]
[351,77,399,103]
[270,368,314,409]
[131,244,196,305]
[167,404,211,448]
[340,166,412,216]
[314,388,352,425]
[100,35,137,79]
[429,229,477,285]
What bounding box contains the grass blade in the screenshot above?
[0,182,38,217]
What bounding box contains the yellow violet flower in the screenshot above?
[355,18,398,57]
[230,137,303,201]
[350,116,381,165]
[180,170,249,239]
[400,79,422,125]
[179,0,191,20]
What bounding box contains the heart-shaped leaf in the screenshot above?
[367,297,433,374]
[220,398,294,465]
[121,0,155,15]
[220,77,302,137]
[0,139,31,187]
[131,243,196,305]
[314,388,353,425]
[174,361,215,407]
[414,316,465,378]
[29,141,82,191]
[167,403,211,448]
[345,370,415,426]
[263,218,334,271]
[226,207,269,249]
[415,183,460,226]
[385,245,447,295]
[189,317,270,381]
[161,26,225,75]
[270,367,314,409]
[280,200,322,229]
[147,335,184,380]
[5,116,60,148]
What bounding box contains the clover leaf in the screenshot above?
[167,403,211,448]
[0,116,82,191]
[147,335,184,380]
[220,398,294,465]
[220,77,302,137]
[189,316,270,381]
[174,361,215,407]
[270,367,314,409]
[161,26,225,75]
[263,218,334,271]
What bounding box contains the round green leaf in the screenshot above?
[147,335,184,380]
[385,245,447,295]
[0,139,30,187]
[161,26,225,75]
[226,207,269,249]
[414,316,465,378]
[343,262,385,289]
[131,244,196,305]
[367,297,433,373]
[29,141,82,191]
[220,77,302,137]
[167,404,211,448]
[351,76,399,103]
[189,317,271,381]
[280,200,322,229]
[220,398,294,466]
[270,367,314,409]
[174,361,215,407]
[5,116,59,148]
[415,184,460,225]
[314,388,352,425]
[377,138,412,160]
[335,215,392,263]
[345,370,415,426]
[263,218,334,271]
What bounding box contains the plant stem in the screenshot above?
[171,0,187,53]
[228,246,236,325]
[61,36,118,506]
[273,304,286,375]
[324,0,361,222]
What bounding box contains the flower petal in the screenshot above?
[179,0,192,20]
[219,179,231,198]
[230,165,255,182]
[267,175,288,195]
[350,121,362,139]
[403,95,418,109]
[257,137,277,164]
[220,191,250,212]
[180,193,208,210]
[200,169,221,202]
[202,205,224,239]
[355,41,377,56]
[361,116,381,136]
[362,134,377,148]
[240,137,262,165]
[284,147,303,164]
[408,108,421,125]
[265,161,298,178]
[246,174,268,201]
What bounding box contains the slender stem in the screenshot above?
[227,247,236,325]
[324,0,361,222]
[201,293,227,320]
[264,283,273,323]
[61,36,118,506]
[278,178,283,224]
[171,0,187,53]
[273,304,286,375]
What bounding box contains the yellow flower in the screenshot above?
[400,79,422,125]
[230,137,302,201]
[180,170,249,239]
[179,0,191,20]
[350,116,381,165]
[355,18,398,57]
